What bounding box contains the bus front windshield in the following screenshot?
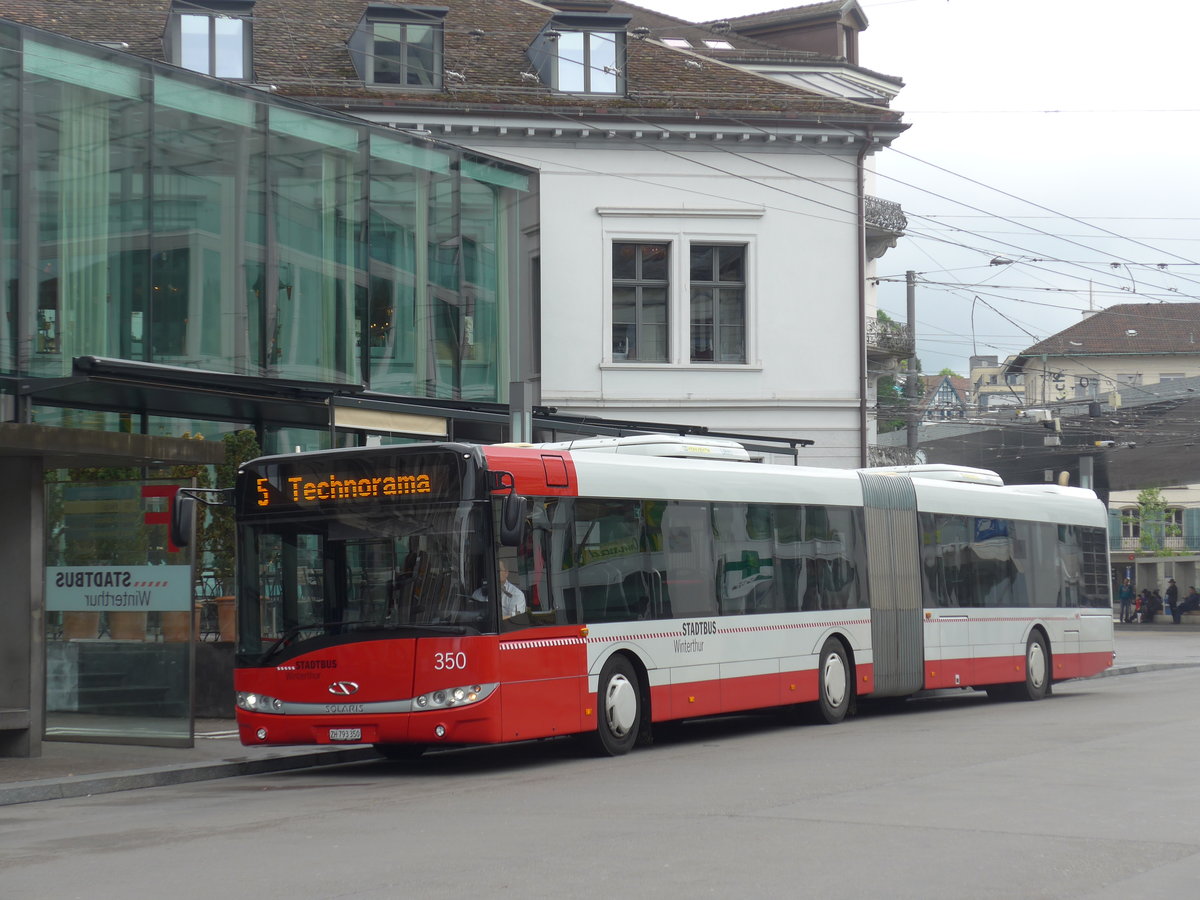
[237,499,494,660]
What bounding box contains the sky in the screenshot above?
[631,0,1200,375]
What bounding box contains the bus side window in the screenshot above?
[505,498,576,627]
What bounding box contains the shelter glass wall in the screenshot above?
[1,26,16,373]
[0,21,532,404]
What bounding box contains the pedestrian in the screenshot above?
[1146,590,1164,623]
[1118,578,1135,623]
[1165,578,1179,620]
[1177,586,1200,624]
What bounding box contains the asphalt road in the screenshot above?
[2,658,1199,900]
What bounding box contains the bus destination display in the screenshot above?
[242,452,465,514]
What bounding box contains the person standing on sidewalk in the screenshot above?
[1118,578,1136,623]
[1165,579,1179,621]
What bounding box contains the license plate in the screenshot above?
[329,728,361,742]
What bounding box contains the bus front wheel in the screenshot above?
[591,655,642,756]
[815,638,851,724]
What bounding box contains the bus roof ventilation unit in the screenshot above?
[535,434,752,462]
[860,463,1004,486]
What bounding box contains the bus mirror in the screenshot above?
[499,493,528,547]
[171,495,196,549]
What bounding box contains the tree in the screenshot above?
[876,374,907,434]
[1124,487,1181,556]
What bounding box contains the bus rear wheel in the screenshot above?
[591,655,642,756]
[815,638,851,724]
[990,632,1051,702]
[1018,631,1051,701]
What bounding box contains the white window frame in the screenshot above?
[601,219,760,369]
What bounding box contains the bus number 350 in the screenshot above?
[434,651,468,670]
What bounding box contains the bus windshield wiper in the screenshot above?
[260,620,473,662]
[261,620,367,661]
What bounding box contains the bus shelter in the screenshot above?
[0,424,223,757]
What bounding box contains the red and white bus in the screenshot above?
[225,435,1114,757]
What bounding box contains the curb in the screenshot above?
[0,746,379,807]
[1093,662,1200,677]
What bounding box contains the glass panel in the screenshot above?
[718,325,745,363]
[153,73,265,373]
[460,176,500,400]
[691,325,713,361]
[367,164,419,393]
[691,289,713,324]
[690,245,714,281]
[641,324,666,362]
[269,113,362,383]
[373,23,405,84]
[800,506,864,610]
[213,17,245,79]
[589,32,618,93]
[717,245,745,281]
[0,27,16,373]
[642,287,667,322]
[612,323,635,360]
[426,171,459,397]
[713,502,781,614]
[658,501,716,617]
[29,72,150,377]
[180,15,212,74]
[517,498,578,625]
[238,500,492,658]
[557,32,586,92]
[408,24,438,87]
[719,288,744,323]
[612,242,637,279]
[641,244,669,280]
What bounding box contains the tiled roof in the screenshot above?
[0,0,901,123]
[921,374,971,402]
[721,1,866,31]
[1013,303,1200,362]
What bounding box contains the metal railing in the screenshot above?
[866,317,914,357]
[865,196,907,234]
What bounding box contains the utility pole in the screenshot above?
[906,270,920,452]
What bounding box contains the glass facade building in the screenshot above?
[0,21,534,452]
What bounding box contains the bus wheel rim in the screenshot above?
[1028,641,1046,689]
[605,674,637,737]
[824,653,848,708]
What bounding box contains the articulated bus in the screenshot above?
[224,435,1114,757]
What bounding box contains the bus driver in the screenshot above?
[472,561,526,620]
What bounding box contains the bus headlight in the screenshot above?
[412,684,484,710]
[237,691,283,714]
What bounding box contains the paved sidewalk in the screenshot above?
[2,626,1196,807]
[0,720,377,806]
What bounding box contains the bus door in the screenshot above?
[858,473,924,696]
[497,497,588,742]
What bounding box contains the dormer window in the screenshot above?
[166,1,254,79]
[349,5,447,89]
[528,12,630,95]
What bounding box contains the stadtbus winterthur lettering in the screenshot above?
[256,472,433,507]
